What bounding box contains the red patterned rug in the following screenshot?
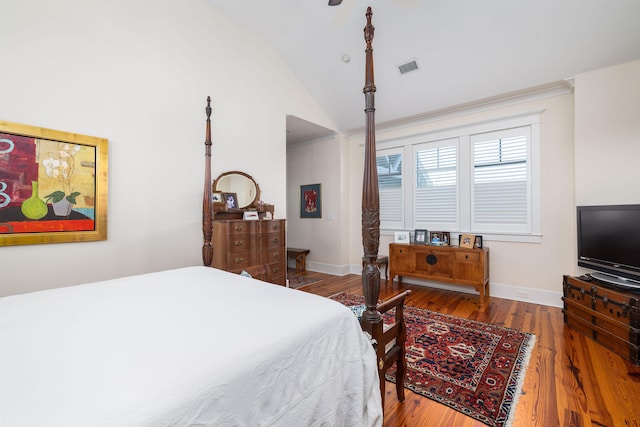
[331,293,535,427]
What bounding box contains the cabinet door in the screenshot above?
[452,251,483,283]
[390,244,414,273]
[414,247,453,278]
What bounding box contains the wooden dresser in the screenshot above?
[212,219,286,286]
[562,275,639,364]
[389,243,490,301]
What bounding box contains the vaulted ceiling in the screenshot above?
[206,0,640,142]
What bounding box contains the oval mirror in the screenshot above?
[212,171,260,209]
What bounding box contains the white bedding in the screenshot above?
[0,266,382,426]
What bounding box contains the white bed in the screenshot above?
[0,266,382,426]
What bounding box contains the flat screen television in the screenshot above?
[577,204,640,289]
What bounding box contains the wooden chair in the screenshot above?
[370,289,412,407]
[235,264,272,283]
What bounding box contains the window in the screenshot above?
[472,127,530,233]
[376,112,541,241]
[377,149,403,229]
[415,139,457,228]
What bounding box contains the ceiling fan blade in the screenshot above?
[328,0,343,5]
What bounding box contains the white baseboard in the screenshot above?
[289,259,351,276]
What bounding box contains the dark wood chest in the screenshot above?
[562,275,640,364]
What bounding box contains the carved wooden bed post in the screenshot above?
[202,96,213,266]
[360,7,382,333]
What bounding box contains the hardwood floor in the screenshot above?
[293,269,640,427]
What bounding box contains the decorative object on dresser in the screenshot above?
[212,170,274,220]
[212,219,286,286]
[389,243,490,302]
[562,275,639,364]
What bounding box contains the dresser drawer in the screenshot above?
[261,221,283,233]
[261,232,283,249]
[225,253,258,270]
[226,221,257,235]
[454,251,480,262]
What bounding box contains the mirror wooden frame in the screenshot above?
[212,171,260,209]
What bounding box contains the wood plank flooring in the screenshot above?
[292,269,640,427]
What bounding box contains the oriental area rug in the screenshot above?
[331,292,536,427]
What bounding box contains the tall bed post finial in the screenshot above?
[361,7,382,327]
[202,96,214,266]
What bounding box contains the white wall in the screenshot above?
[574,60,640,205]
[286,134,351,275]
[0,0,332,297]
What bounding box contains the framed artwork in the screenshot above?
[414,229,428,245]
[300,183,321,218]
[429,231,450,246]
[459,233,475,248]
[394,231,410,244]
[243,211,259,220]
[212,192,222,203]
[223,192,238,210]
[0,120,108,246]
[474,235,483,249]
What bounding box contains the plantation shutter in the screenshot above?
[414,139,457,228]
[377,149,404,229]
[471,126,530,233]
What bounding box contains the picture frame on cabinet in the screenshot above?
[458,233,483,249]
[414,229,428,245]
[394,231,410,244]
[212,192,222,203]
[459,233,475,248]
[0,120,108,246]
[429,231,450,246]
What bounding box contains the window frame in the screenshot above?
[376,111,542,243]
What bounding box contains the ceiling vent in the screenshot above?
[398,60,419,75]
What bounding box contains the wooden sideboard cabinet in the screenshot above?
[212,219,286,286]
[562,275,640,364]
[389,243,490,301]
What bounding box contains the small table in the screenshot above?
[287,248,310,273]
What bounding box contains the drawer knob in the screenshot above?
[234,240,243,246]
[234,225,243,231]
[426,254,437,265]
[234,258,244,264]
[272,238,279,243]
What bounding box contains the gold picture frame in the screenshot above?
[0,120,108,246]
